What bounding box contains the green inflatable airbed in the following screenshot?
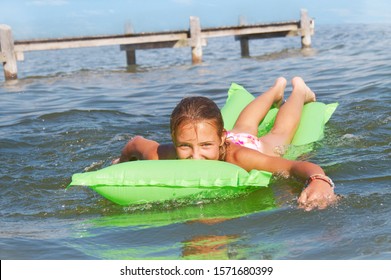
[68,83,338,206]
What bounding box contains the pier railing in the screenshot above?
[0,9,313,81]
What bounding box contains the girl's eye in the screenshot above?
[201,143,212,147]
[178,144,190,148]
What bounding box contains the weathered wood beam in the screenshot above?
[120,39,191,51]
[14,33,189,52]
[236,30,299,41]
[189,16,203,64]
[0,52,6,62]
[0,24,17,80]
[300,9,313,47]
[202,22,300,38]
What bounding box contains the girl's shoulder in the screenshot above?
[225,142,258,163]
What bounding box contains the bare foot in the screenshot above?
[292,77,316,103]
[272,77,287,108]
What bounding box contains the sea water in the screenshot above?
[0,24,390,260]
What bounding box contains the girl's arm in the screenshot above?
[114,136,176,163]
[228,146,337,210]
[287,161,337,211]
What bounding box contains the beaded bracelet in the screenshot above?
[305,174,335,189]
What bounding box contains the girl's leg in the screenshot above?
[260,77,316,156]
[231,77,286,136]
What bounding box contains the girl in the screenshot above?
[114,77,337,210]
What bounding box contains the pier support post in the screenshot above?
[124,23,136,66]
[240,38,250,57]
[300,9,312,48]
[0,24,18,80]
[238,16,250,57]
[125,47,136,66]
[189,16,202,64]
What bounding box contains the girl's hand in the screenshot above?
[297,179,337,211]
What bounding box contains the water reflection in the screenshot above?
[72,188,276,259]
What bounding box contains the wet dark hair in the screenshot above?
[170,96,227,160]
[170,96,224,137]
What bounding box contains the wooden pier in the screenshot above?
[1,9,313,81]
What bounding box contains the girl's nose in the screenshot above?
[191,149,203,160]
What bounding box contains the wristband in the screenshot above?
[305,174,335,189]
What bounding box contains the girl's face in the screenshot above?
[173,121,224,160]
